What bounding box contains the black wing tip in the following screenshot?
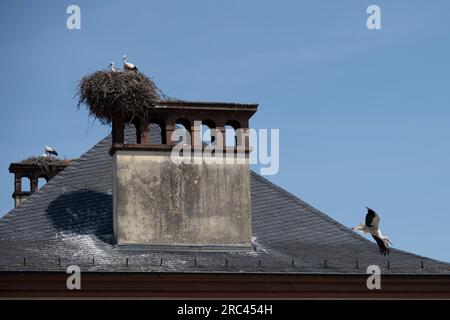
[372,235,390,256]
[379,247,390,256]
[366,207,376,214]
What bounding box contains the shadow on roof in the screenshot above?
[46,190,114,245]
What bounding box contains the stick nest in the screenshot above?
[77,71,164,125]
[21,156,71,172]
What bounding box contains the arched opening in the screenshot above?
[122,117,138,144]
[21,176,31,192]
[174,119,191,145]
[225,120,241,147]
[38,176,48,189]
[127,117,143,144]
[201,120,216,145]
[201,124,211,145]
[149,119,166,144]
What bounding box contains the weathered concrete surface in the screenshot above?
[113,151,252,248]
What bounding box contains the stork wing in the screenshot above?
[365,208,380,229]
[371,235,390,256]
[124,62,138,71]
[46,146,58,156]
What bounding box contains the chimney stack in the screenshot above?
[111,101,257,250]
[9,157,71,207]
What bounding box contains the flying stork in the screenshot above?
[44,145,58,157]
[123,55,138,71]
[107,61,117,72]
[352,207,392,256]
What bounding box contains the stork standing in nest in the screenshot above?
[123,55,138,71]
[107,61,117,72]
[44,145,59,157]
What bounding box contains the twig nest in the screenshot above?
[21,156,70,171]
[77,70,162,125]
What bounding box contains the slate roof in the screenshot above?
[0,127,449,275]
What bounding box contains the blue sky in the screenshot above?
[1,0,449,262]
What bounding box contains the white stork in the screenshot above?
[123,54,138,71]
[44,145,58,157]
[352,207,393,256]
[107,61,117,72]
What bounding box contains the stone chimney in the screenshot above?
[9,157,71,207]
[110,101,258,250]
